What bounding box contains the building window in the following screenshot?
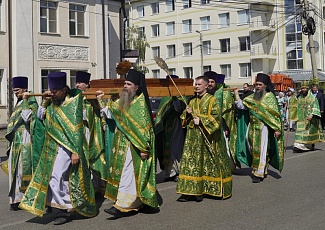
[200,16,210,31]
[166,0,175,12]
[201,0,210,5]
[182,19,192,33]
[239,36,250,51]
[183,0,191,9]
[238,10,249,25]
[137,6,144,18]
[203,40,211,55]
[151,2,159,14]
[220,38,230,53]
[152,46,160,59]
[167,44,176,58]
[183,67,193,78]
[203,65,211,73]
[220,64,231,78]
[168,68,176,75]
[41,69,60,92]
[69,4,85,36]
[219,13,230,28]
[152,69,160,78]
[40,1,57,33]
[138,27,145,37]
[183,43,192,56]
[151,24,160,37]
[285,0,303,69]
[166,22,175,35]
[239,63,251,77]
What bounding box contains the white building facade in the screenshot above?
[0,0,124,125]
[127,0,325,86]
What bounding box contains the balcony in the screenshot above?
[250,0,276,5]
[251,45,277,59]
[250,19,276,32]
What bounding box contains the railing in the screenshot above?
[251,45,277,56]
[250,19,276,29]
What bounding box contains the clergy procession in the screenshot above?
[1,66,324,226]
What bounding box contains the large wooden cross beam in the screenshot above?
[85,78,195,98]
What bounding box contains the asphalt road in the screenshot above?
[0,129,324,230]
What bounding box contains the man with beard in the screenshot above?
[176,76,232,202]
[97,69,158,219]
[75,71,106,196]
[293,81,324,152]
[234,73,284,183]
[1,76,41,211]
[204,71,238,171]
[155,75,186,182]
[20,72,97,225]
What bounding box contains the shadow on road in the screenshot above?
[233,167,282,180]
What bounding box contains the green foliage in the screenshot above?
[309,77,319,87]
[125,25,150,74]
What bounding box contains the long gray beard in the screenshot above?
[119,89,136,111]
[253,88,266,101]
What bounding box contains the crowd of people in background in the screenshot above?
[1,69,324,226]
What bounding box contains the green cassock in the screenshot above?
[104,93,158,208]
[293,91,324,144]
[154,96,186,169]
[82,98,107,181]
[19,90,97,217]
[1,96,43,194]
[236,92,284,172]
[176,93,232,198]
[214,85,240,167]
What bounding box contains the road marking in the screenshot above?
[285,150,320,160]
[0,220,27,229]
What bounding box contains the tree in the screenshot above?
[125,25,150,74]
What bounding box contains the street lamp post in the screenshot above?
[196,30,203,75]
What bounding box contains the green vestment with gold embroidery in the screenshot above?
[20,90,97,217]
[154,96,186,170]
[176,93,232,198]
[214,85,239,167]
[104,93,158,208]
[82,98,107,181]
[294,91,325,144]
[1,96,43,194]
[236,92,284,172]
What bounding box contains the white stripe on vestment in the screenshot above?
[47,146,73,210]
[114,146,142,211]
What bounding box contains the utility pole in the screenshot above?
[302,0,318,80]
[196,30,203,75]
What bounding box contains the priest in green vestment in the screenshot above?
[1,76,41,211]
[19,72,97,225]
[176,76,232,202]
[234,73,284,183]
[205,71,239,171]
[97,69,158,219]
[293,82,325,152]
[75,71,107,194]
[155,75,186,182]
